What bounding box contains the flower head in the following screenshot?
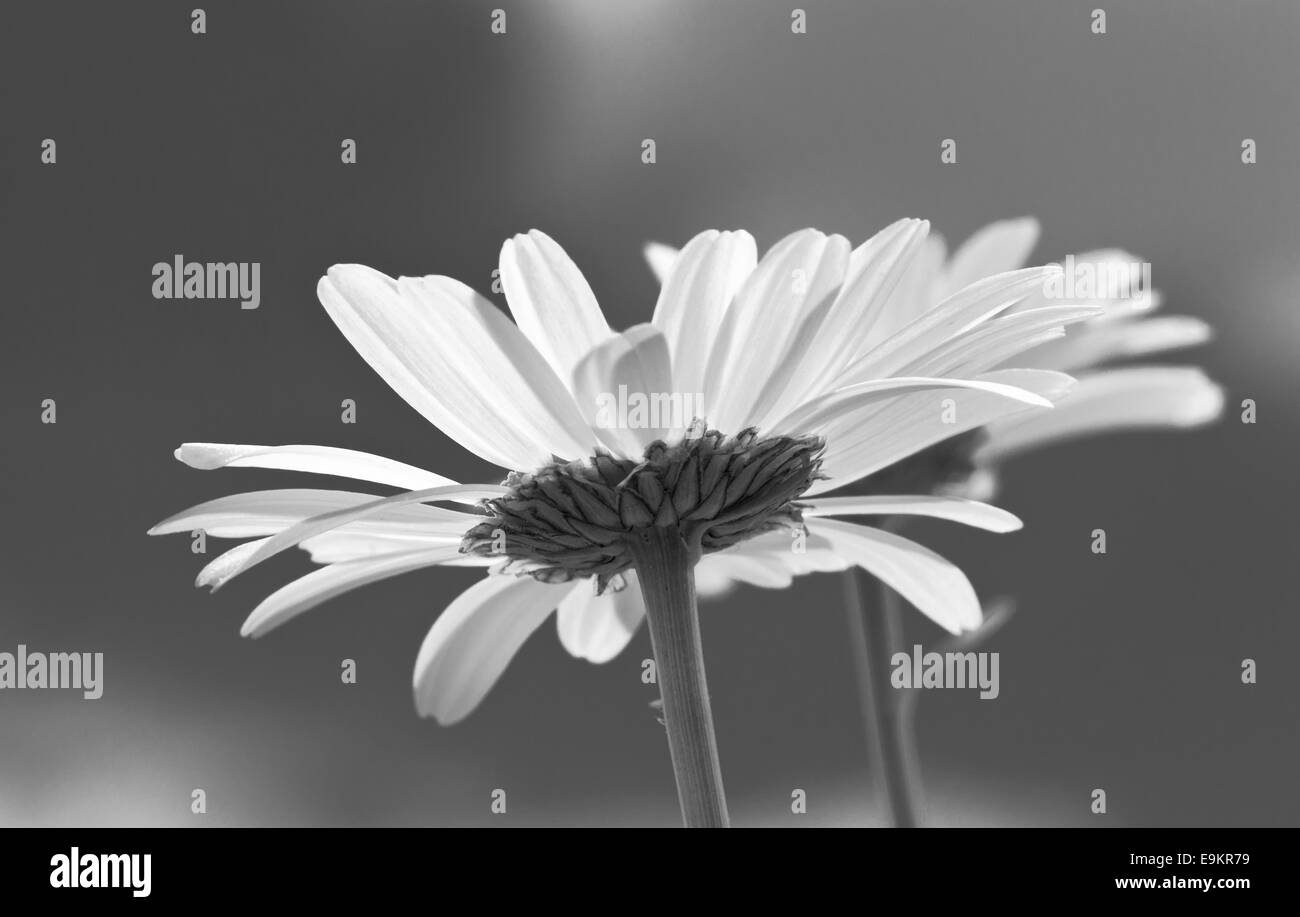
[152,222,1087,723]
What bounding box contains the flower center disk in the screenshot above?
[462,423,825,589]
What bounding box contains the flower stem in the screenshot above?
[629,528,729,828]
[843,568,924,828]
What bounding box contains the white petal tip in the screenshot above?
[174,444,224,470]
[197,574,226,593]
[414,698,460,727]
[1178,383,1227,425]
[992,513,1024,533]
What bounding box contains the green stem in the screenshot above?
[629,528,730,828]
[843,567,924,828]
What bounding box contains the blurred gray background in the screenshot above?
[1,0,1296,826]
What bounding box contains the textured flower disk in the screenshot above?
[463,423,824,588]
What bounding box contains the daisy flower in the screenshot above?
[151,222,1093,826]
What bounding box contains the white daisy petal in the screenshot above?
[172,443,459,492]
[767,373,1054,439]
[397,275,598,463]
[319,265,588,470]
[857,234,949,356]
[414,574,573,725]
[752,219,931,429]
[299,531,481,564]
[702,229,852,431]
[203,484,506,591]
[644,241,681,286]
[803,495,1023,532]
[148,489,478,538]
[807,518,982,634]
[848,266,1062,382]
[694,554,797,590]
[499,229,616,382]
[977,366,1225,461]
[650,230,757,397]
[809,369,1076,493]
[693,561,743,598]
[242,545,466,638]
[196,538,270,589]
[1013,315,1213,373]
[897,306,1103,378]
[556,571,647,663]
[572,323,678,457]
[694,530,851,597]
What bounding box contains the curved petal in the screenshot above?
[556,571,647,663]
[300,531,479,564]
[977,366,1225,462]
[694,562,742,598]
[650,230,758,397]
[398,274,598,462]
[196,538,270,589]
[807,518,982,633]
[808,369,1075,493]
[751,219,931,430]
[859,234,948,355]
[499,229,615,383]
[694,529,851,597]
[802,495,1022,532]
[572,323,679,457]
[242,545,465,638]
[846,266,1061,383]
[767,374,1054,439]
[694,554,796,590]
[414,574,572,724]
[201,483,506,591]
[896,305,1103,378]
[1011,315,1213,373]
[701,229,851,432]
[318,265,591,470]
[148,489,478,538]
[171,443,458,492]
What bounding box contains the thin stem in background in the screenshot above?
[843,567,924,828]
